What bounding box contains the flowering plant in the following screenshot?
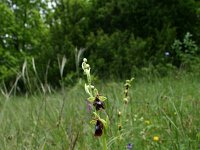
[82,58,109,149]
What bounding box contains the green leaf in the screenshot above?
[90,120,96,125]
[99,118,107,129]
[93,88,98,96]
[85,84,91,96]
[99,96,107,101]
[87,96,95,102]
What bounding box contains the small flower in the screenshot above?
[93,96,105,110]
[94,120,104,136]
[124,89,128,95]
[86,100,92,112]
[86,64,90,69]
[83,58,87,62]
[127,143,133,150]
[140,129,147,140]
[145,120,150,125]
[153,136,159,142]
[124,97,129,104]
[164,51,170,56]
[118,124,122,130]
[118,111,122,117]
[139,117,144,121]
[133,114,137,121]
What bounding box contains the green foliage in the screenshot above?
[0,47,20,82]
[85,30,149,78]
[0,2,24,85]
[172,32,200,72]
[1,0,200,88]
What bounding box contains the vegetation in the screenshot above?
[0,74,199,149]
[0,1,200,149]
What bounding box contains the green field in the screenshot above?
[1,1,200,149]
[0,74,199,150]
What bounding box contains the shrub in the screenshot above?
[172,32,200,72]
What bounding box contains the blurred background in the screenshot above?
[1,0,200,90]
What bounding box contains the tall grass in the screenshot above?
[0,74,199,149]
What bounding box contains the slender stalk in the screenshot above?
[87,73,93,97]
[102,134,107,150]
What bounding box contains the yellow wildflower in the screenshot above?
[153,136,159,142]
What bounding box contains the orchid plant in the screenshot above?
[82,58,109,150]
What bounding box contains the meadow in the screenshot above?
[0,73,199,150]
[1,1,200,149]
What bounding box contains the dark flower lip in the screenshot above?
[93,97,105,110]
[94,120,104,136]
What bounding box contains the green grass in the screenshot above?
[0,74,199,149]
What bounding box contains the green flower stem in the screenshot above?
[102,133,107,150]
[88,81,93,97]
[86,71,93,97]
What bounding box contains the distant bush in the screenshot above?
[85,30,150,78]
[172,32,200,72]
[0,47,21,85]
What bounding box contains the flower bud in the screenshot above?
[86,64,90,69]
[118,124,122,130]
[118,111,122,117]
[124,98,128,104]
[83,58,87,62]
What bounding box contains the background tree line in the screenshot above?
[0,0,200,88]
